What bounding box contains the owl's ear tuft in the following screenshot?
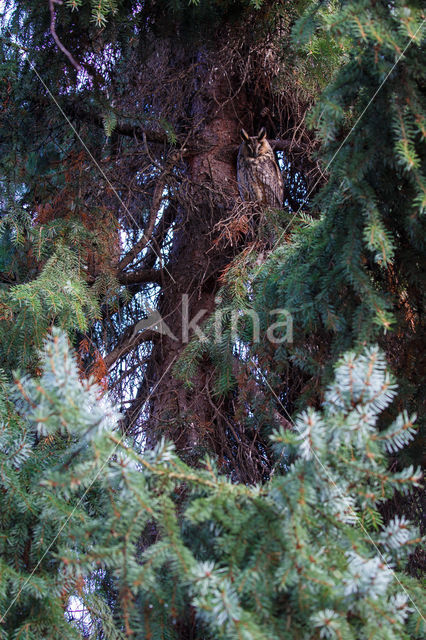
[241,129,250,142]
[257,127,267,141]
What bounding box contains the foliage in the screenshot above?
[182,0,425,427]
[0,0,424,637]
[1,331,424,639]
[0,333,118,639]
[0,240,99,371]
[261,0,425,354]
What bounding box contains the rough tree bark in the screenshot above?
[102,23,321,478]
[37,11,321,478]
[126,49,247,456]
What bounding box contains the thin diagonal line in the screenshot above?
[4,33,176,284]
[249,21,426,620]
[256,18,425,280]
[247,24,426,614]
[0,354,178,624]
[252,358,425,621]
[249,20,425,614]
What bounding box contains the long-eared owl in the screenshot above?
[237,127,284,207]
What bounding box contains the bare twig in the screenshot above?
[49,0,81,71]
[117,174,168,272]
[104,328,157,370]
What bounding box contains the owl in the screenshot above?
[237,127,284,207]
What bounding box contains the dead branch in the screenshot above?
[66,103,173,146]
[104,328,157,370]
[49,0,81,71]
[117,174,168,271]
[118,268,162,286]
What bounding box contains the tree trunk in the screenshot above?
[129,49,246,456]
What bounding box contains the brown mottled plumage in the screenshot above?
[237,128,284,207]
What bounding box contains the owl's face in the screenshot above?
[240,127,269,158]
